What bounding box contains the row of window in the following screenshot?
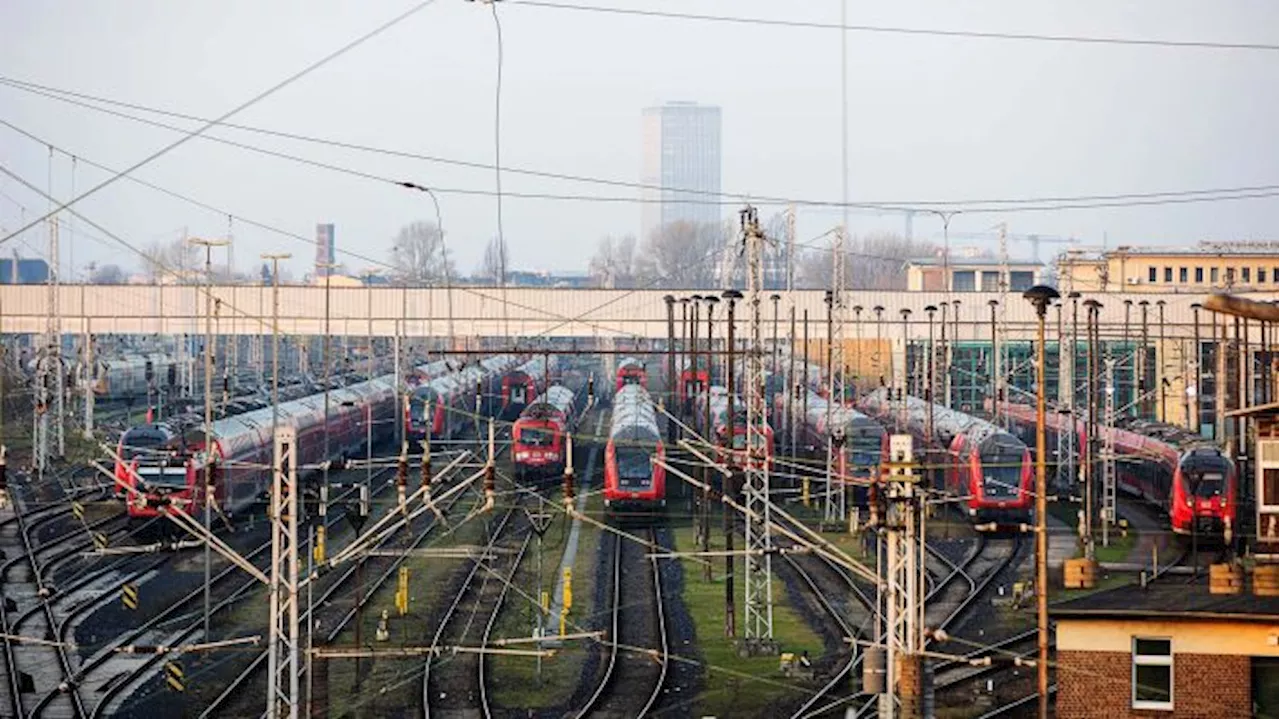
[1147,264,1279,285]
[1132,636,1280,714]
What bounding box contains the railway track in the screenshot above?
[423,504,531,718]
[194,453,482,718]
[569,524,671,719]
[0,479,166,719]
[81,466,395,717]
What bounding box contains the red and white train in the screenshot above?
[775,388,885,483]
[676,360,710,407]
[512,384,581,482]
[501,356,557,420]
[615,357,648,391]
[997,402,1237,538]
[408,355,518,442]
[692,385,775,471]
[859,388,1034,525]
[604,384,666,517]
[115,374,397,520]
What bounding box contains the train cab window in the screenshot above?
[615,446,654,488]
[511,386,527,404]
[982,459,1022,499]
[518,427,554,447]
[1189,471,1224,498]
[1132,637,1173,710]
[120,427,175,460]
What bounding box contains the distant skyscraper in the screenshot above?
[641,102,722,241]
[315,223,335,276]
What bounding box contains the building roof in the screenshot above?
[906,257,1043,269]
[1051,579,1279,623]
[1109,241,1278,257]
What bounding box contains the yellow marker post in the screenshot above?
[541,591,549,616]
[802,476,810,507]
[313,525,326,564]
[559,607,568,637]
[121,583,139,611]
[165,661,184,692]
[562,567,572,610]
[396,566,410,616]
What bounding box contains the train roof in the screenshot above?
[610,384,660,442]
[520,384,577,420]
[802,390,883,439]
[864,387,1021,451]
[618,357,645,371]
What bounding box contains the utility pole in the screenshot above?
[826,226,847,526]
[1083,299,1102,560]
[739,206,775,647]
[1102,357,1117,547]
[702,294,719,580]
[723,289,742,639]
[1156,300,1167,423]
[1190,303,1203,433]
[192,237,229,646]
[664,296,677,446]
[988,300,1001,425]
[1023,284,1059,719]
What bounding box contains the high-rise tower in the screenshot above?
[641,102,722,241]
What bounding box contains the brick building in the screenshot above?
[1053,582,1278,718]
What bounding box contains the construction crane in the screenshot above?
[945,229,1079,264]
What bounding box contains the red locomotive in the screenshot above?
[512,384,580,482]
[501,356,556,420]
[859,388,1033,525]
[998,402,1237,539]
[615,357,647,391]
[116,375,397,520]
[604,384,666,517]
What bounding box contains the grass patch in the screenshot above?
[1093,530,1137,564]
[1052,571,1133,603]
[670,516,825,718]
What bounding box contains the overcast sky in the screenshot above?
[0,0,1275,279]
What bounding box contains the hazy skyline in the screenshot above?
[0,0,1275,280]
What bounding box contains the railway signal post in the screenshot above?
[878,433,926,718]
[267,426,301,719]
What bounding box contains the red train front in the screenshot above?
[676,361,709,408]
[604,384,666,518]
[114,422,205,517]
[616,357,648,391]
[859,388,1034,526]
[502,356,554,420]
[512,384,579,483]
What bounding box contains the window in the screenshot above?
[980,271,999,292]
[1254,656,1279,719]
[1148,266,1158,283]
[1132,637,1173,710]
[1179,267,1188,283]
[1260,266,1268,284]
[1164,267,1173,282]
[1211,267,1219,283]
[1273,267,1279,283]
[1195,267,1204,283]
[1010,271,1034,291]
[952,270,976,292]
[1243,267,1252,283]
[1227,267,1236,284]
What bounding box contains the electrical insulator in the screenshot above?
[359,484,370,518]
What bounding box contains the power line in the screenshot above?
[509,0,1279,51]
[0,75,1273,212]
[0,0,440,248]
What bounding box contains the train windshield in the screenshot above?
[615,446,653,488]
[1181,451,1230,499]
[620,372,642,386]
[120,428,175,462]
[519,427,554,447]
[982,459,1023,499]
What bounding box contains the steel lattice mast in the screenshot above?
[825,226,847,525]
[267,426,301,719]
[740,206,774,642]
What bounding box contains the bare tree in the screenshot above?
[636,220,723,288]
[479,235,509,284]
[89,263,126,284]
[141,237,199,281]
[390,221,453,284]
[796,231,939,290]
[588,234,641,288]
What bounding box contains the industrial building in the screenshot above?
[1058,241,1280,294]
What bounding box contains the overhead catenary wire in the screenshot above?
[0,0,441,248]
[507,0,1279,51]
[0,76,1273,213]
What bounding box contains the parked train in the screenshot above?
[115,373,397,520]
[997,402,1236,538]
[604,384,667,517]
[676,360,710,407]
[407,355,518,442]
[859,389,1034,524]
[776,388,885,490]
[501,356,557,420]
[92,353,188,401]
[616,357,648,390]
[512,384,582,482]
[692,385,775,471]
